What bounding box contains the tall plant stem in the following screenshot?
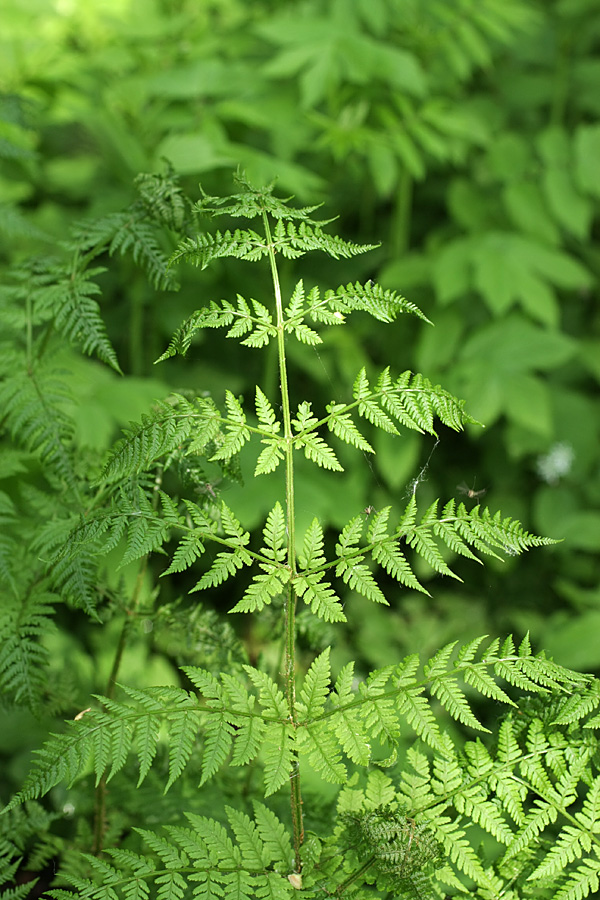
[263,211,304,869]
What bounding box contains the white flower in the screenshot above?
[536,442,575,484]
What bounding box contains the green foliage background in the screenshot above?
[1,0,600,893]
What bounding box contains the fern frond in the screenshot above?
[27,260,120,371]
[210,391,251,461]
[70,205,178,291]
[134,167,192,232]
[294,573,346,622]
[47,806,294,900]
[332,675,376,767]
[255,439,285,476]
[273,219,377,260]
[197,172,321,222]
[297,648,331,720]
[191,546,253,592]
[230,567,290,614]
[31,514,100,615]
[99,394,220,483]
[555,860,600,900]
[254,386,281,436]
[352,368,399,434]
[296,723,347,783]
[325,280,432,324]
[334,515,388,604]
[292,401,343,471]
[106,215,177,291]
[0,365,78,493]
[282,280,324,344]
[353,367,479,440]
[0,589,55,711]
[168,228,267,270]
[326,402,373,453]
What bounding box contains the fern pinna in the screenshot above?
[3,174,600,900]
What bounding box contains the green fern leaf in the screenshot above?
[359,668,401,748]
[0,589,55,711]
[326,402,374,453]
[530,822,593,882]
[405,506,461,580]
[165,708,199,792]
[551,681,600,725]
[377,540,428,593]
[396,688,445,754]
[198,172,321,221]
[120,497,171,567]
[261,503,287,562]
[106,214,177,291]
[293,573,346,622]
[162,532,205,575]
[238,299,276,348]
[252,801,294,870]
[211,391,251,460]
[298,648,331,719]
[192,547,252,591]
[262,724,295,797]
[298,517,326,569]
[106,715,135,783]
[277,220,377,260]
[284,279,306,320]
[462,664,515,707]
[292,401,343,470]
[169,228,268,270]
[243,667,288,719]
[255,440,285,476]
[304,283,348,327]
[297,431,343,470]
[230,567,289,614]
[134,166,190,231]
[365,770,397,808]
[336,558,387,605]
[0,366,78,491]
[99,395,215,484]
[226,807,267,868]
[138,829,187,869]
[255,386,281,435]
[433,817,494,890]
[353,368,399,434]
[33,261,121,371]
[231,715,267,768]
[219,501,251,544]
[296,724,347,783]
[331,663,372,765]
[199,715,235,786]
[555,859,600,900]
[325,280,431,324]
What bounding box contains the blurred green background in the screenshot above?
[2,0,599,699]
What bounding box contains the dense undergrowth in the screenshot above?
[1,1,600,898]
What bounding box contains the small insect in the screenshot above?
[363,505,376,516]
[457,482,486,500]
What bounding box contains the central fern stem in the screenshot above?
[263,211,304,869]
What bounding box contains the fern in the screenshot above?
[3,174,600,900]
[43,804,294,900]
